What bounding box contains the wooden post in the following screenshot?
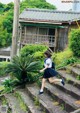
[25,26,27,39]
[11,0,20,59]
[54,28,58,52]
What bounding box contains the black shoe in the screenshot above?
[61,79,65,86]
[39,91,44,95]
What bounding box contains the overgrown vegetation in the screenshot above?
[69,29,80,57]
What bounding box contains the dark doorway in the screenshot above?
[48,29,55,35]
[48,29,55,49]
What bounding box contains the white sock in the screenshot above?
[60,79,62,82]
[40,89,43,92]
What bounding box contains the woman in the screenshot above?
[39,50,65,94]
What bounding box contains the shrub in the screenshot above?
[52,48,73,65]
[20,44,48,57]
[0,62,9,77]
[33,51,44,60]
[69,29,80,57]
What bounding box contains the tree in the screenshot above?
[0,2,5,14]
[20,0,56,11]
[4,2,14,12]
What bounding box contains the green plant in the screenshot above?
[0,61,9,77]
[5,55,41,85]
[20,44,48,58]
[76,75,80,80]
[1,79,15,93]
[61,104,65,110]
[69,29,80,57]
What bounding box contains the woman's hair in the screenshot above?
[44,50,52,58]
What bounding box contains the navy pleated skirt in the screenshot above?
[43,68,58,78]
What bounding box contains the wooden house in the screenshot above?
[19,8,80,51]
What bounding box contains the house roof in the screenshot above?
[19,8,80,24]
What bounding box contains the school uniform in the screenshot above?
[43,58,58,78]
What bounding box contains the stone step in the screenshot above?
[58,70,80,89]
[66,66,80,78]
[75,64,80,69]
[53,82,80,100]
[70,109,80,113]
[26,85,68,113]
[45,83,80,112]
[5,93,27,113]
[17,89,44,113]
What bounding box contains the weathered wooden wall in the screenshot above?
[20,25,69,51]
[57,28,69,51]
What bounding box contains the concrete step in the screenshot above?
[58,70,80,89]
[17,89,44,113]
[26,85,68,113]
[45,83,80,112]
[66,66,80,78]
[5,93,27,113]
[53,82,80,100]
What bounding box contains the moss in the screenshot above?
[34,97,40,106]
[53,101,59,106]
[1,96,8,105]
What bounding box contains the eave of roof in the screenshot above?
[19,8,80,24]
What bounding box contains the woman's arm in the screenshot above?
[40,65,48,72]
[40,58,51,72]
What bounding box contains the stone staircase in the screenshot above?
[0,64,80,113]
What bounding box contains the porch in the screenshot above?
[20,33,56,47]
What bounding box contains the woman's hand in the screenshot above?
[39,66,48,73]
[39,69,43,73]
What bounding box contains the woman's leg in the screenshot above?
[48,77,65,85]
[39,78,46,93]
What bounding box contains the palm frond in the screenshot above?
[26,61,40,72]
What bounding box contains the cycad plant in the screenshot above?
[5,55,41,85]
